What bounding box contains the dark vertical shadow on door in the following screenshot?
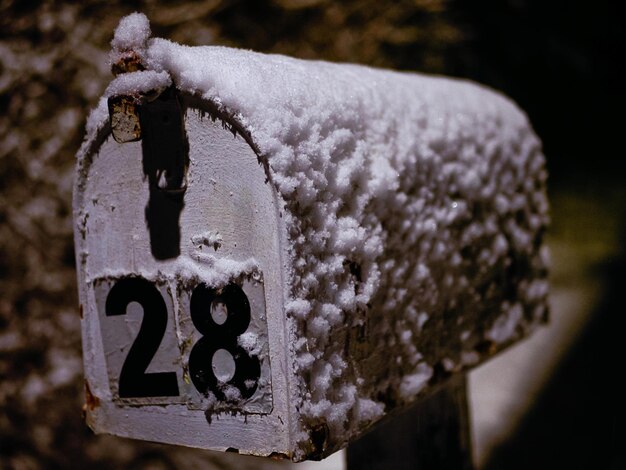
[140,87,188,260]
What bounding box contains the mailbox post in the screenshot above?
[74,13,549,462]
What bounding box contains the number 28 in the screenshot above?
[104,277,261,401]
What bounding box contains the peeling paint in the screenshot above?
[83,380,100,413]
[268,451,292,460]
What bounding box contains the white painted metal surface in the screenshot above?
[75,105,294,457]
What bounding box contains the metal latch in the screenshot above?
[108,86,188,191]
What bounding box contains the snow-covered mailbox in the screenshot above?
[74,14,549,461]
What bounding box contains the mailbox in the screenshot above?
[74,14,549,461]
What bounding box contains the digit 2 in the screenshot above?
[105,277,179,398]
[188,283,261,400]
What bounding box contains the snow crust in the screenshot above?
[104,70,171,98]
[80,14,550,456]
[110,12,151,54]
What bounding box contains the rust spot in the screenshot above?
[108,95,142,143]
[83,380,100,415]
[268,452,291,460]
[79,304,83,319]
[111,51,145,76]
[308,422,329,460]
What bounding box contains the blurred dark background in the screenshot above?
[1,1,624,468]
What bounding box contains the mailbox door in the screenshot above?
[75,99,293,457]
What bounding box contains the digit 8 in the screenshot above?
[188,283,261,401]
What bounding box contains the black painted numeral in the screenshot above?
[105,277,180,398]
[188,283,261,400]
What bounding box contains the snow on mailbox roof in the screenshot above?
[80,13,549,456]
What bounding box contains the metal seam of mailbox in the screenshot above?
[75,13,549,461]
